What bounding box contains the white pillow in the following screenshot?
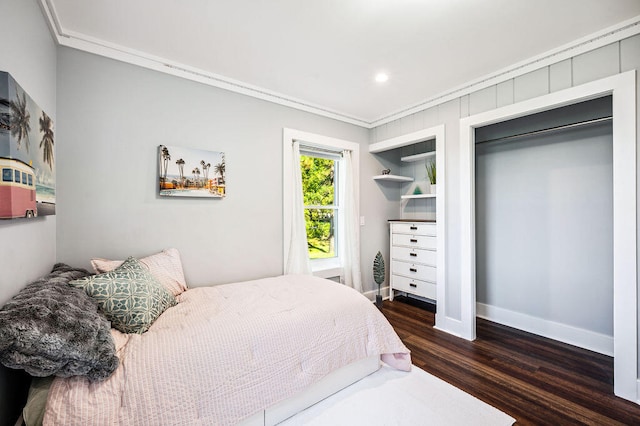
[91,248,188,296]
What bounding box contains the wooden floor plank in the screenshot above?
[382,297,640,425]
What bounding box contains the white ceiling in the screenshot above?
[44,0,640,127]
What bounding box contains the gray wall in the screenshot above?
[370,35,640,366]
[0,1,57,422]
[55,47,393,293]
[476,122,613,334]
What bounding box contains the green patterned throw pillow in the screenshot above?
[69,257,177,334]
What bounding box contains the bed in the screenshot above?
[0,250,410,426]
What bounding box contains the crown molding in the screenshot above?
[39,1,640,130]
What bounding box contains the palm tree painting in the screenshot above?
[159,145,171,189]
[176,158,185,187]
[200,160,211,188]
[0,98,10,132]
[0,71,56,218]
[214,153,225,184]
[192,167,200,187]
[10,90,31,152]
[39,111,54,170]
[158,145,226,198]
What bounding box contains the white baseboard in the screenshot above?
[363,286,389,302]
[476,303,613,356]
[434,315,463,338]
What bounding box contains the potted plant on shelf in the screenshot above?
[426,160,436,194]
[373,251,385,310]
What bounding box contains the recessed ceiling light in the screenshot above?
[375,73,389,83]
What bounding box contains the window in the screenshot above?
[28,174,33,186]
[283,128,360,286]
[14,170,19,183]
[2,168,12,182]
[21,172,27,185]
[300,153,339,259]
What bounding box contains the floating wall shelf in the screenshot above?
[401,193,436,199]
[400,151,436,163]
[372,174,414,182]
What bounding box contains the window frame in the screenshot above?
[283,129,360,279]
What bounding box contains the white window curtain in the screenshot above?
[340,150,362,292]
[284,141,312,275]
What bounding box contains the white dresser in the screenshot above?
[389,221,437,301]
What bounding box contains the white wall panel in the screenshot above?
[496,79,514,108]
[550,59,573,92]
[375,123,389,143]
[460,94,470,118]
[423,106,439,129]
[410,111,426,133]
[400,112,418,135]
[386,119,402,141]
[621,34,640,72]
[514,67,549,103]
[469,85,497,116]
[573,43,620,86]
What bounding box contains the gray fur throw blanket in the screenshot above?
[0,263,119,382]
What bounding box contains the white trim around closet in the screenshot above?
[458,71,637,403]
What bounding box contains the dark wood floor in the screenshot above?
[382,297,640,425]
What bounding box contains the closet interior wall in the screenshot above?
[474,96,614,352]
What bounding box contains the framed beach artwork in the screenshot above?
[158,145,226,198]
[0,71,56,220]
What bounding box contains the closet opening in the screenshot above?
[474,96,613,356]
[458,72,637,403]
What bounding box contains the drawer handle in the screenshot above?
[410,253,417,257]
[410,226,418,230]
[410,268,417,272]
[410,239,418,243]
[409,283,417,288]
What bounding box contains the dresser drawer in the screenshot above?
[391,246,436,266]
[391,222,436,236]
[392,234,436,250]
[392,275,436,299]
[391,261,436,282]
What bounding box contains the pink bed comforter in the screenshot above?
[44,274,410,425]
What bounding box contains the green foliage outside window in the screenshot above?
[300,155,336,259]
